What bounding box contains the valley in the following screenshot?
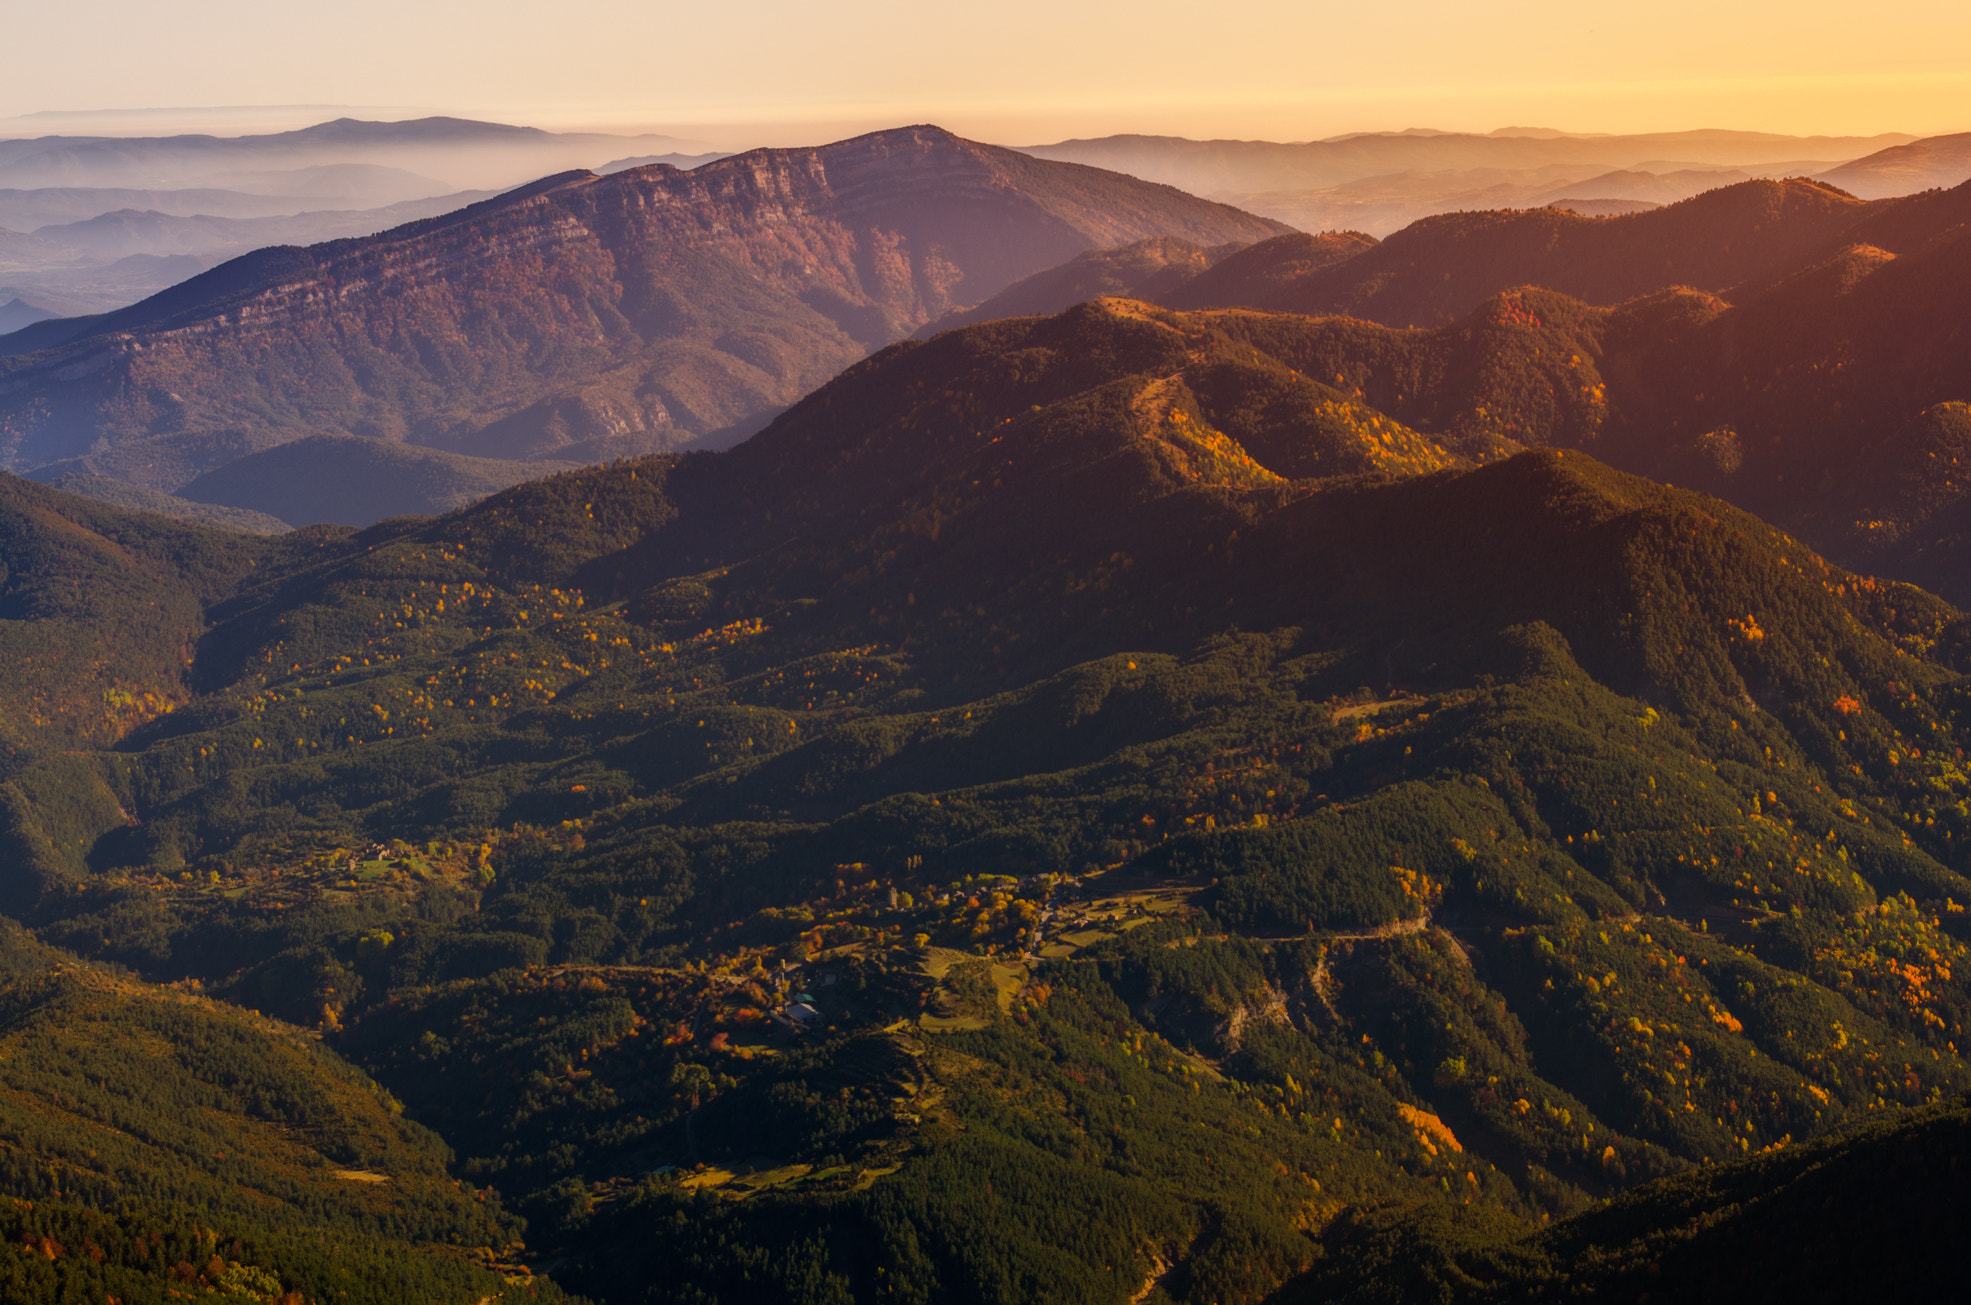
[7,275,1971,1296]
[0,97,1969,1302]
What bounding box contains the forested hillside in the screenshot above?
[4,296,1971,1300]
[0,922,553,1303]
[1141,178,1971,604]
[0,472,274,760]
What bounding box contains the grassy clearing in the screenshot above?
[731,1163,812,1193]
[678,1167,736,1191]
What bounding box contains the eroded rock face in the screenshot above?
[0,126,1290,489]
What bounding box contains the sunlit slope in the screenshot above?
[911,182,1971,606]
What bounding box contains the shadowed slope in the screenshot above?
[917,235,1248,335]
[1277,1093,1971,1304]
[176,434,575,527]
[43,472,292,534]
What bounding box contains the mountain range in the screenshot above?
[4,127,1965,592]
[18,192,498,260]
[0,126,1288,507]
[1165,182,1971,604]
[1145,175,1873,324]
[0,191,509,319]
[1022,128,1908,196]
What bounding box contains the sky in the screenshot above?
[6,0,1970,146]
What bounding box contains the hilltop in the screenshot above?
[0,126,1288,493]
[5,295,1971,1299]
[1158,229,1378,311]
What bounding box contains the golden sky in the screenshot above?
[7,0,1970,144]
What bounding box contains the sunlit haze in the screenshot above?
[6,0,1970,144]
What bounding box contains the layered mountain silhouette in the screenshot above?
[22,192,498,260]
[1021,128,1906,198]
[0,177,456,231]
[1817,130,1971,198]
[10,141,1969,597]
[0,115,711,193]
[1022,128,1913,234]
[0,126,1288,495]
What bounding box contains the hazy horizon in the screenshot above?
[8,0,1971,148]
[0,106,1951,155]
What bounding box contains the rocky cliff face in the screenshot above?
[0,126,1290,488]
